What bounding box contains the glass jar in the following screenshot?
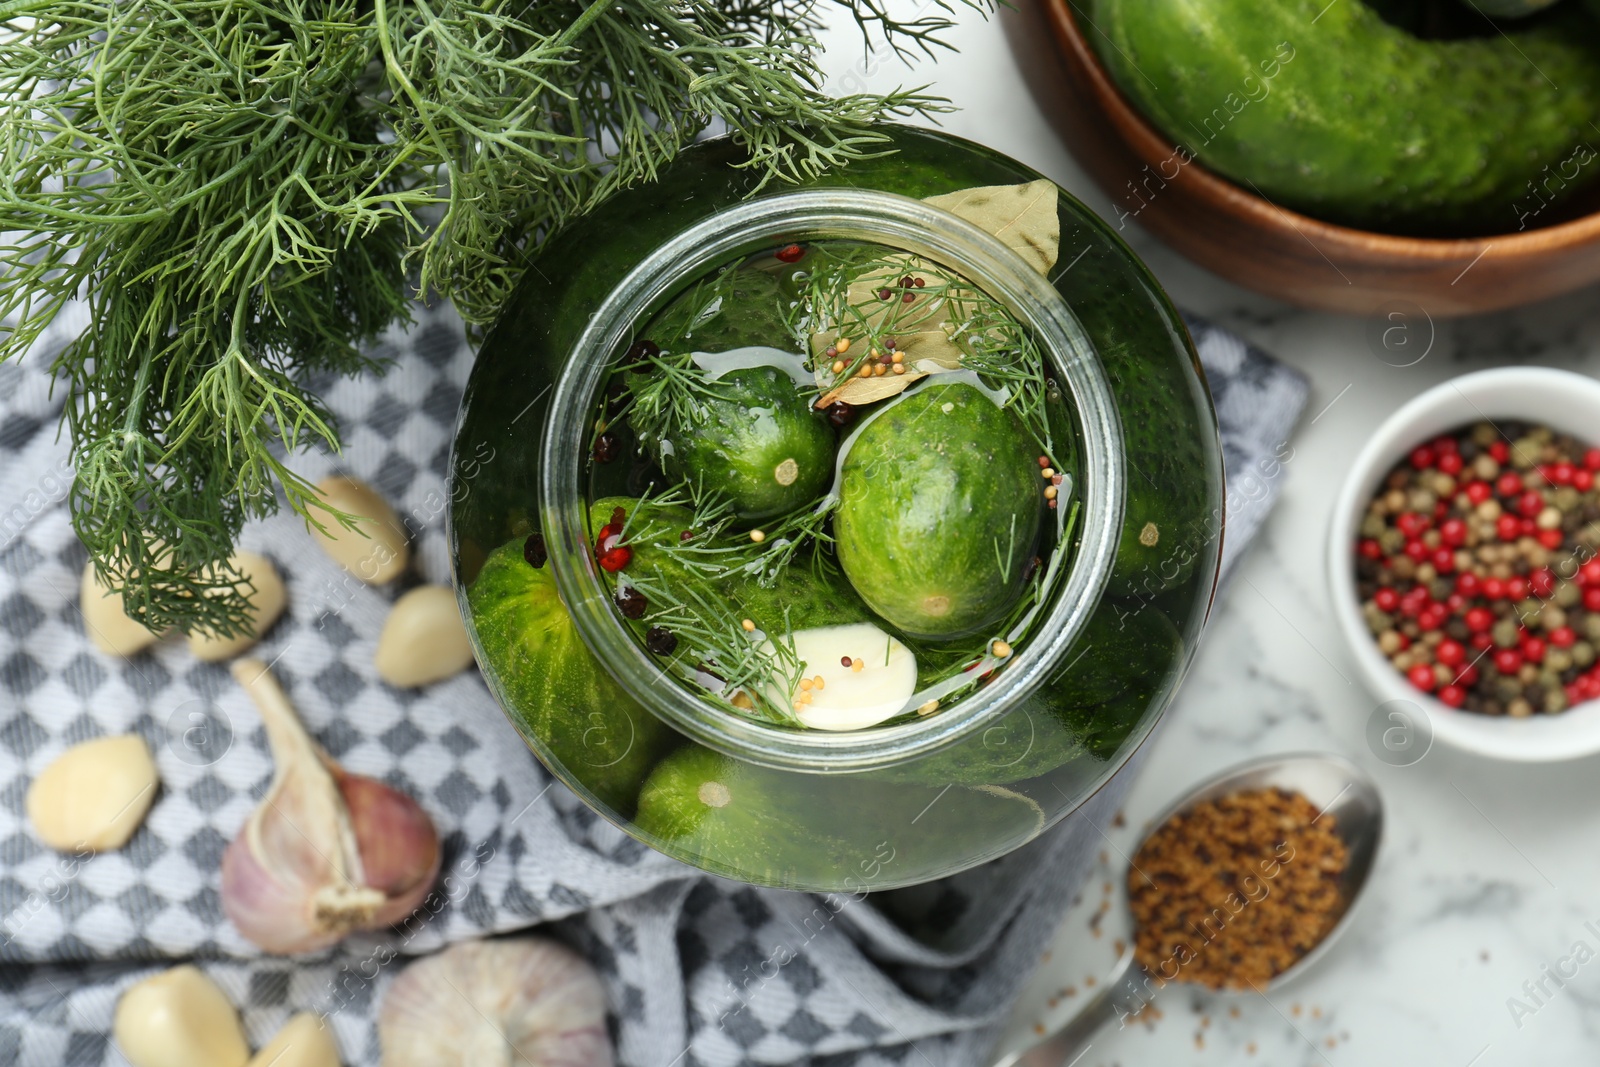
[451,125,1222,892]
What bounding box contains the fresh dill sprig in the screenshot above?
[0,0,985,635]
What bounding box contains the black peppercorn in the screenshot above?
[826,401,858,430]
[593,432,621,464]
[1021,555,1043,583]
[615,586,648,619]
[523,532,547,569]
[645,626,678,655]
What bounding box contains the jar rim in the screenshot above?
[540,188,1125,772]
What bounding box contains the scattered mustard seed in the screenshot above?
[991,639,1013,658]
[836,337,851,353]
[750,529,766,543]
[741,618,756,632]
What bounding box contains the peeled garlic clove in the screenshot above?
[114,965,249,1067]
[223,659,440,954]
[248,1012,342,1067]
[310,475,410,584]
[762,622,918,731]
[379,939,613,1067]
[188,551,288,662]
[27,735,159,851]
[374,586,475,688]
[80,562,163,657]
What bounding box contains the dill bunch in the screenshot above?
[0,0,976,634]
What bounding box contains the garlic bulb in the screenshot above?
[223,659,440,954]
[379,939,613,1067]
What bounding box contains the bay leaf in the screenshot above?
[923,179,1059,276]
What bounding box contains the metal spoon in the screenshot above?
[993,752,1384,1067]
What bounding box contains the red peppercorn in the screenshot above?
[1538,528,1564,550]
[1395,633,1412,651]
[1506,576,1530,601]
[1495,514,1521,541]
[1409,446,1435,469]
[1482,578,1507,600]
[1493,648,1523,675]
[1407,664,1437,692]
[1466,606,1495,632]
[1550,626,1577,648]
[1566,683,1585,706]
[1517,490,1545,518]
[1419,605,1449,631]
[1446,593,1466,613]
[1436,639,1466,667]
[1373,587,1400,612]
[1439,518,1467,546]
[1530,568,1556,598]
[679,530,693,543]
[1431,547,1456,573]
[1496,471,1522,497]
[1459,664,1481,687]
[1396,512,1429,538]
[1432,435,1458,455]
[775,243,805,263]
[1522,636,1547,664]
[1520,517,1538,537]
[1551,462,1575,486]
[1436,452,1463,476]
[1404,539,1429,562]
[598,545,632,572]
[1456,572,1482,597]
[1586,587,1600,612]
[1586,448,1600,471]
[1577,470,1595,491]
[1490,441,1511,464]
[1581,560,1600,585]
[1437,685,1467,708]
[1359,538,1383,560]
[1434,500,1451,519]
[1471,632,1495,652]
[1465,480,1492,504]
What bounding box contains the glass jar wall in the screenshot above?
[450,126,1222,891]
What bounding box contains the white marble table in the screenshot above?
[817,8,1600,1066]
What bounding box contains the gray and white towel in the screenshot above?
[0,299,1306,1067]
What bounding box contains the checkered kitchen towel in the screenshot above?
[0,298,1306,1067]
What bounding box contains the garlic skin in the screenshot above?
[114,965,249,1067]
[379,940,614,1067]
[247,1012,342,1067]
[223,659,441,954]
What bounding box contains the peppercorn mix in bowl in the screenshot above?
[1329,367,1600,761]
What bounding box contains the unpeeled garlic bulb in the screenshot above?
[223,659,441,954]
[379,939,613,1067]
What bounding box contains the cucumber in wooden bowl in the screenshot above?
[1087,0,1600,233]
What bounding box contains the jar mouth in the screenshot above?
[541,189,1125,772]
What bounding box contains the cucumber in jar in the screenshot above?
[835,381,1042,639]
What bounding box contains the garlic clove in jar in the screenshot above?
[222,659,440,954]
[379,939,614,1067]
[374,585,475,688]
[762,622,917,731]
[188,551,288,662]
[113,965,249,1067]
[247,1012,342,1067]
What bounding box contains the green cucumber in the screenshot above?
[1088,0,1600,232]
[467,539,673,816]
[836,381,1042,639]
[643,365,835,523]
[635,743,1046,888]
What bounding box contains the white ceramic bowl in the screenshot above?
[1328,367,1600,762]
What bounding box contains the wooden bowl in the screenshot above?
[1009,0,1600,317]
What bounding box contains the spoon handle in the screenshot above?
[990,949,1141,1067]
